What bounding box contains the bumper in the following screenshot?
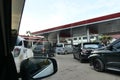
[81,54,90,60]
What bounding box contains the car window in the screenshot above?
[90,36,94,39]
[74,38,77,40]
[18,41,22,46]
[24,40,32,48]
[83,37,87,39]
[34,45,43,50]
[56,44,63,47]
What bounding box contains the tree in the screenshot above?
[26,31,32,36]
[99,35,112,46]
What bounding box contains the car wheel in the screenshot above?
[64,51,67,55]
[93,58,104,72]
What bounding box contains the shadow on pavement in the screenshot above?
[105,70,120,76]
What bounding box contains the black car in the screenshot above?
[89,38,120,72]
[73,42,102,63]
[33,44,55,57]
[33,45,47,57]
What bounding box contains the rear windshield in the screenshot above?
[83,43,100,49]
[34,45,44,50]
[65,44,72,48]
[56,44,63,47]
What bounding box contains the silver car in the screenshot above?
[55,43,73,54]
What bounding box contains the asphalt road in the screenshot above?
[43,54,120,80]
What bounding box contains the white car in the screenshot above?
[12,36,34,72]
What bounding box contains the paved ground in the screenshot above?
[43,54,120,80]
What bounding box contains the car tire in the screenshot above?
[93,58,104,72]
[64,51,67,55]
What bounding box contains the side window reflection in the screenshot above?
[26,58,51,74]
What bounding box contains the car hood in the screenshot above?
[91,47,112,54]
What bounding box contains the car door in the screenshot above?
[105,41,120,70]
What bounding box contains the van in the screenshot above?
[12,36,34,72]
[55,43,73,54]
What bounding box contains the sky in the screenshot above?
[19,0,120,35]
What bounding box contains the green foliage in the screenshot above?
[99,35,112,46]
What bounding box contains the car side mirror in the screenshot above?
[20,57,58,80]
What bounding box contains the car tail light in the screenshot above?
[13,48,21,57]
